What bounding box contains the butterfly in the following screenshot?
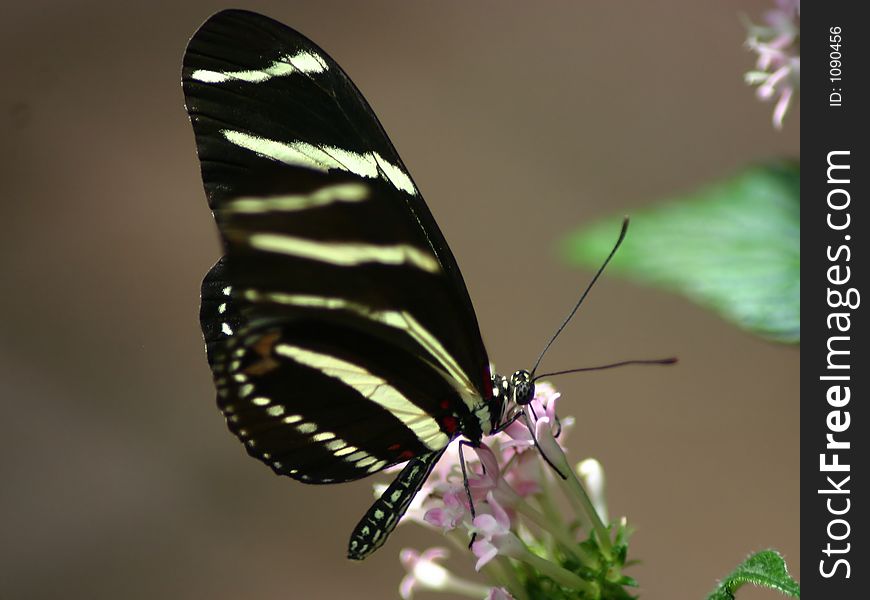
[184,9,559,560]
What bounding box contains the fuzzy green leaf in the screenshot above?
[706,550,800,599]
[561,163,799,342]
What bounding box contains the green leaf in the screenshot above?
[706,550,800,599]
[561,163,799,343]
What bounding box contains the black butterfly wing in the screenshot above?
[184,10,492,484]
[201,242,467,484]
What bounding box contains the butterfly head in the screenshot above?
[510,370,534,406]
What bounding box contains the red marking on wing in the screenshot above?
[482,365,494,398]
[441,416,458,434]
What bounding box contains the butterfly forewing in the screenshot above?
[184,9,492,489]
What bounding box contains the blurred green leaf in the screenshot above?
[706,550,800,599]
[561,163,799,342]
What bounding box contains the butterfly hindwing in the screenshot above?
[202,252,461,484]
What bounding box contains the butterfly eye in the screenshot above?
[511,370,534,405]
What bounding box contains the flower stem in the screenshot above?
[533,426,614,560]
[512,494,594,566]
[532,475,563,556]
[516,547,598,596]
[536,471,599,564]
[492,556,530,600]
[443,576,499,598]
[536,469,568,529]
[561,466,613,559]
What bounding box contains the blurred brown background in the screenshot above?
[0,1,798,599]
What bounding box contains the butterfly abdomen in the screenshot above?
[348,448,446,560]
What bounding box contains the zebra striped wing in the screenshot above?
[184,13,493,491]
[202,250,469,483]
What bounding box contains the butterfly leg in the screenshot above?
[490,407,524,435]
[457,439,482,549]
[521,402,562,439]
[348,447,446,560]
[456,440,479,518]
[520,408,567,480]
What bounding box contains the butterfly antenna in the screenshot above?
[530,217,630,377]
[533,357,677,382]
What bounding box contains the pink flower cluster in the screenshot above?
[392,383,592,599]
[402,383,570,558]
[744,0,800,129]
